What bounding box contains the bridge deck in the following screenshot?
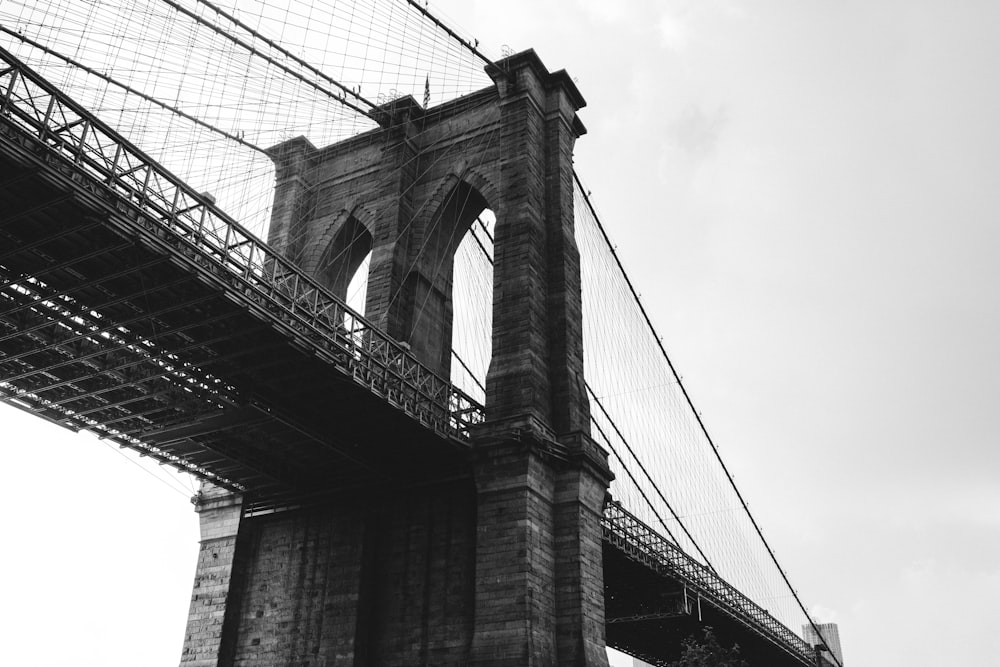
[0,50,482,509]
[0,48,819,667]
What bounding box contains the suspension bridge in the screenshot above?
[0,1,840,665]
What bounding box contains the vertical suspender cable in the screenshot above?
[574,171,842,667]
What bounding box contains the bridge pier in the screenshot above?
[470,424,611,666]
[180,484,246,667]
[181,480,479,666]
[0,37,833,667]
[180,440,609,667]
[179,49,612,666]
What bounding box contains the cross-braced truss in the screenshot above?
[0,46,483,503]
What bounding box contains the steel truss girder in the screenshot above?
[177,431,298,492]
[0,382,242,491]
[48,335,282,410]
[5,354,232,429]
[9,324,388,481]
[0,191,74,227]
[0,46,484,503]
[606,589,694,625]
[0,239,136,295]
[0,288,221,377]
[88,391,224,431]
[0,167,39,193]
[0,237,169,306]
[72,383,219,421]
[0,47,484,443]
[602,501,814,665]
[0,218,107,265]
[0,270,194,344]
[0,294,242,413]
[3,313,266,399]
[606,611,688,624]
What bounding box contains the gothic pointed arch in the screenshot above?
[265,49,591,432]
[300,205,376,305]
[390,175,493,378]
[407,174,492,280]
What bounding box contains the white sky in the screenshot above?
[3,1,1000,665]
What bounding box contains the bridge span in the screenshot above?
[0,44,826,667]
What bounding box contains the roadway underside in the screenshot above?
[604,543,809,666]
[0,118,811,667]
[0,142,470,511]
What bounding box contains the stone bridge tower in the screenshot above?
[180,50,612,666]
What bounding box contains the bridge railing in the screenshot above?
[603,499,814,665]
[0,46,484,442]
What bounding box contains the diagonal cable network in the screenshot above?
[0,25,267,154]
[0,1,840,659]
[574,171,843,666]
[160,0,383,124]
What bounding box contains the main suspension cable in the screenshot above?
[158,0,383,124]
[401,0,509,78]
[0,25,266,154]
[575,171,842,666]
[186,0,383,115]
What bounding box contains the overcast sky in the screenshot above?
[4,1,1000,665]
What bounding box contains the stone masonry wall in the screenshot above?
[183,49,611,667]
[228,481,476,667]
[180,484,246,667]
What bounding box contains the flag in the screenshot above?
[424,75,430,109]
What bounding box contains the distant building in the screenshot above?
[803,622,844,665]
